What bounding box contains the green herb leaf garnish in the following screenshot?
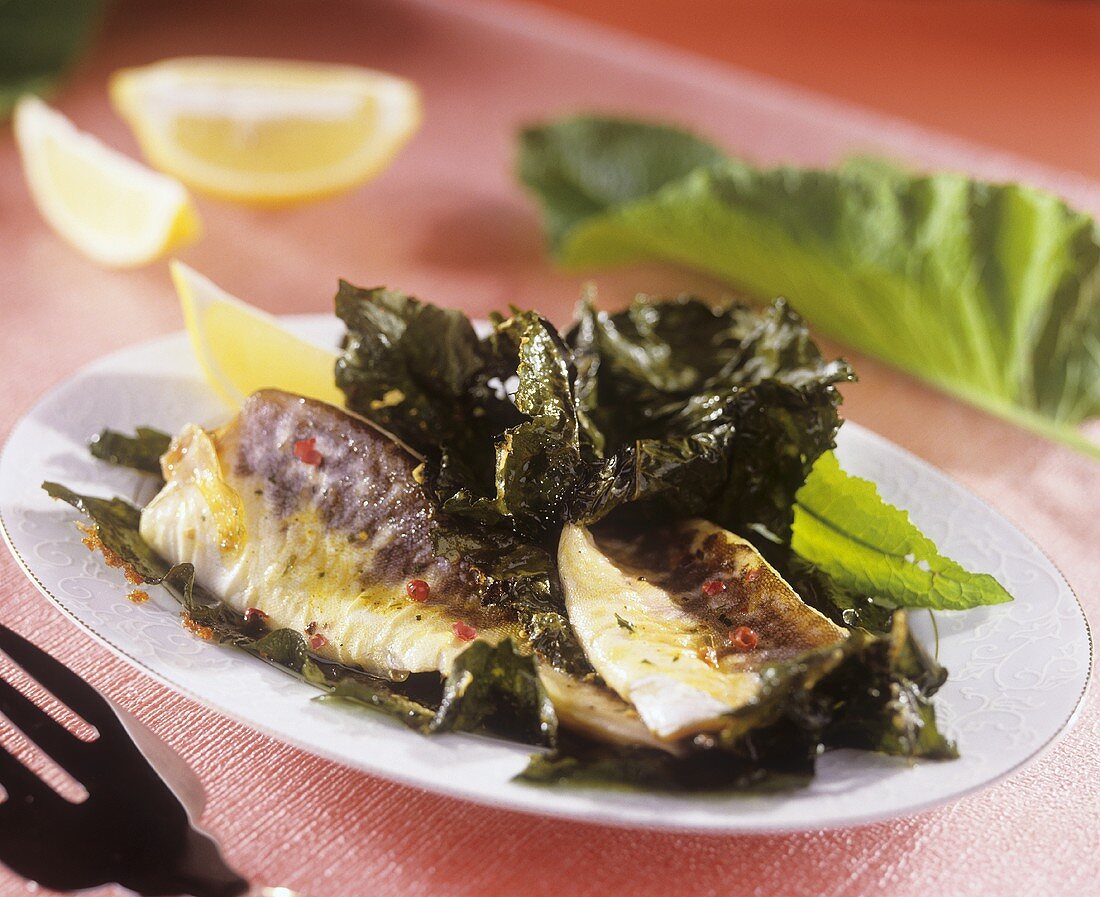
[793,452,1013,609]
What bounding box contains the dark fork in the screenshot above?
[0,622,256,896]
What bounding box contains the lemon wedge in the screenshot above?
[171,260,343,408]
[111,58,421,205]
[13,96,200,268]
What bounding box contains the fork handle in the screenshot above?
[147,826,250,897]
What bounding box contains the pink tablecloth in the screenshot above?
[1,1,1097,895]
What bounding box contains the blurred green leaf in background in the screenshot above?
[0,0,104,120]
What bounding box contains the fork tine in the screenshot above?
[0,673,90,776]
[0,739,54,803]
[0,625,118,732]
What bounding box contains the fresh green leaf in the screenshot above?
[89,427,172,476]
[519,116,1100,454]
[518,117,725,247]
[0,0,103,119]
[792,452,1013,610]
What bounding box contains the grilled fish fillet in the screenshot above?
[558,520,847,740]
[140,389,516,677]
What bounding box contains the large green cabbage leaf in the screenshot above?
[519,116,1100,457]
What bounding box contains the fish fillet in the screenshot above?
[558,520,846,739]
[140,389,516,677]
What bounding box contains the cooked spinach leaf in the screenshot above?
[566,295,853,545]
[89,427,172,476]
[438,310,585,540]
[335,282,519,493]
[43,482,172,581]
[520,724,815,793]
[818,614,957,759]
[430,638,556,746]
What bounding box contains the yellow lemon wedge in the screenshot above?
[111,58,422,205]
[13,96,200,268]
[171,260,343,408]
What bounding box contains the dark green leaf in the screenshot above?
[320,676,437,730]
[89,427,172,476]
[440,311,585,539]
[817,614,957,759]
[335,282,519,492]
[519,720,817,793]
[566,295,853,545]
[430,638,556,746]
[43,482,171,582]
[0,0,103,119]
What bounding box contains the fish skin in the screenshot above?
[558,521,847,740]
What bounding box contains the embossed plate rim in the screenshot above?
[0,317,1091,833]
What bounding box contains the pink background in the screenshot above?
[1,1,1097,894]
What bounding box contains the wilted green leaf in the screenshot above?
[89,427,172,476]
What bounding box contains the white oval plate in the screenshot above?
[0,317,1091,832]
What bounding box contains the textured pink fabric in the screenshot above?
[0,1,1097,895]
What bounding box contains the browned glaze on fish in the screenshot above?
[591,519,843,669]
